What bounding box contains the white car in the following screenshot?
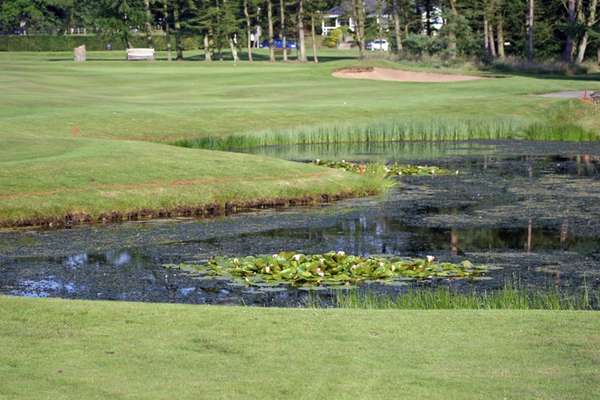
[367,39,389,51]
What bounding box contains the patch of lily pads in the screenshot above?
[165,251,488,287]
[313,159,451,178]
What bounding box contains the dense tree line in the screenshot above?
[0,0,598,63]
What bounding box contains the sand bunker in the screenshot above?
[332,67,484,83]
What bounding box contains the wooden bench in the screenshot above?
[127,48,155,61]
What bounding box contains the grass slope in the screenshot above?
[0,136,381,225]
[1,51,599,225]
[1,51,599,142]
[1,296,599,399]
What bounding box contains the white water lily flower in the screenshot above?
[316,268,325,277]
[379,262,384,267]
[351,265,358,270]
[337,251,346,256]
[426,255,435,263]
[233,258,239,263]
[265,266,271,273]
[272,254,278,258]
[293,254,302,261]
[455,170,459,175]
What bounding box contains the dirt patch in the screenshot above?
[538,91,586,99]
[332,67,484,83]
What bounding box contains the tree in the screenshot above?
[446,0,459,58]
[575,0,599,63]
[93,0,146,48]
[143,0,153,46]
[243,0,255,61]
[391,0,403,53]
[297,0,307,62]
[563,0,576,62]
[527,0,534,61]
[306,0,325,63]
[215,0,241,63]
[351,0,366,58]
[161,0,172,60]
[0,0,74,34]
[280,0,288,61]
[267,0,275,61]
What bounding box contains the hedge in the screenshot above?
[0,35,200,52]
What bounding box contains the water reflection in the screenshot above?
[1,140,600,305]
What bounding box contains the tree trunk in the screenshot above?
[163,0,172,61]
[359,0,366,52]
[488,22,497,58]
[352,0,366,58]
[173,0,183,60]
[268,0,275,62]
[527,0,534,62]
[447,0,458,58]
[280,0,288,61]
[497,16,505,59]
[244,0,253,62]
[563,0,576,62]
[575,0,598,63]
[392,0,403,52]
[484,17,489,55]
[229,37,239,64]
[376,0,384,39]
[298,0,307,62]
[311,14,318,63]
[144,0,153,47]
[425,0,432,35]
[204,34,212,61]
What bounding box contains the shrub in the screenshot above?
[322,27,344,48]
[403,33,445,58]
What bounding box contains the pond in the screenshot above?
[1,140,599,306]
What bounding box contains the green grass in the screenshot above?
[1,50,599,225]
[332,285,600,310]
[1,296,599,399]
[0,135,383,226]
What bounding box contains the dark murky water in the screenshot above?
[1,140,600,306]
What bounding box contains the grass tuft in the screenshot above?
[330,284,600,310]
[175,115,597,151]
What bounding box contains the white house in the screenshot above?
[322,1,444,37]
[321,0,389,36]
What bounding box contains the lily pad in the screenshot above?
[313,160,451,178]
[166,252,488,287]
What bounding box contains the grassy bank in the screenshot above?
[0,136,384,227]
[1,51,599,226]
[1,296,599,399]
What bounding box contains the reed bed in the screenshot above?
[175,117,597,151]
[326,284,600,310]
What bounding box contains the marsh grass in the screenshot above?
[175,115,597,151]
[328,284,600,310]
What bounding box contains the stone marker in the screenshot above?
[74,45,86,62]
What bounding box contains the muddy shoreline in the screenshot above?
[0,190,380,230]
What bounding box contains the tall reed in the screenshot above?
[327,284,599,310]
[175,117,597,151]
